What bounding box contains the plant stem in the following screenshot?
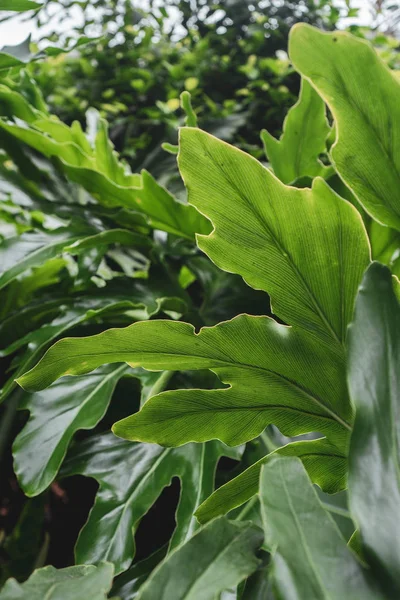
[0,391,20,465]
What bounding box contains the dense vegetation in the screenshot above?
[1,1,400,598]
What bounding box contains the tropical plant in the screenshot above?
[1,3,400,597]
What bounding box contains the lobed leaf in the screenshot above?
[178,127,370,348]
[18,315,351,448]
[60,433,240,573]
[289,24,400,230]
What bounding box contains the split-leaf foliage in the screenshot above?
[1,9,400,598]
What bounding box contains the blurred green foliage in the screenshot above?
[30,0,347,179]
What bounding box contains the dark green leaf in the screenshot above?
[13,364,130,496]
[347,262,400,592]
[260,457,382,599]
[60,432,240,573]
[135,517,263,600]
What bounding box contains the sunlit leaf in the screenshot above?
[289,24,400,230]
[261,79,332,184]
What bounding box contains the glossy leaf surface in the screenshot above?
[289,24,400,230]
[260,457,382,599]
[13,364,130,496]
[348,262,400,592]
[136,517,263,600]
[261,79,331,184]
[60,432,240,573]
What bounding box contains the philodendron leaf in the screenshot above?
[260,457,383,600]
[261,78,332,184]
[60,432,240,574]
[0,562,114,600]
[18,315,351,448]
[289,24,400,230]
[196,437,346,523]
[347,262,400,592]
[135,517,263,600]
[178,128,369,348]
[13,364,131,497]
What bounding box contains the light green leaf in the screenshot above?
[18,315,351,448]
[178,127,370,348]
[196,437,346,523]
[0,1,41,10]
[13,364,130,497]
[260,457,383,599]
[261,79,332,184]
[0,562,114,600]
[60,432,240,574]
[135,517,263,600]
[0,105,210,239]
[289,24,400,230]
[347,262,400,592]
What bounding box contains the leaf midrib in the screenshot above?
[197,138,343,346]
[45,349,350,430]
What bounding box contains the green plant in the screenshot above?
[2,13,400,599]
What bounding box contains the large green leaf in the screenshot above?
[13,364,130,497]
[347,262,400,592]
[289,24,400,230]
[261,78,331,184]
[18,315,351,448]
[135,517,263,600]
[59,432,240,574]
[178,128,369,348]
[196,437,346,523]
[260,457,382,599]
[0,563,114,600]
